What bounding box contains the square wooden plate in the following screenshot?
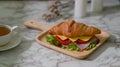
[24,19,110,59]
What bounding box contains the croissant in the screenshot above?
[49,20,101,38]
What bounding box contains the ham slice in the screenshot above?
[75,37,99,50]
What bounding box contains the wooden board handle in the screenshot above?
[24,20,48,31]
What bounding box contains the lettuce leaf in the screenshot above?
[46,35,60,46]
[66,43,80,51]
[85,40,99,50]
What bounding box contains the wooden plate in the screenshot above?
[24,19,110,59]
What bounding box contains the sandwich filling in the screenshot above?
[46,35,99,51]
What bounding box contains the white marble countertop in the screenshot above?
[0,0,120,67]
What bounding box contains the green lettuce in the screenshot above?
[86,40,99,50]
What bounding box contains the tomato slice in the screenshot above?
[56,36,72,45]
[75,39,89,44]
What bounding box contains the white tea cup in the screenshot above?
[0,24,19,46]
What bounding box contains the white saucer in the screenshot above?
[0,34,22,51]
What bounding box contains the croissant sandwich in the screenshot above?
[46,20,101,51]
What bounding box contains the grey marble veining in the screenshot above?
[0,1,120,67]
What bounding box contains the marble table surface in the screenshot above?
[0,0,120,67]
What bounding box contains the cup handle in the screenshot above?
[11,26,18,30]
[11,26,20,35]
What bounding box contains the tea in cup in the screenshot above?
[0,24,18,46]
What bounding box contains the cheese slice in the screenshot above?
[57,35,92,42]
[57,35,67,40]
[69,36,92,42]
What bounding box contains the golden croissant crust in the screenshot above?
[49,20,101,38]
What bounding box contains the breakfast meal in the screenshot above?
[46,19,101,51]
[24,19,109,58]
